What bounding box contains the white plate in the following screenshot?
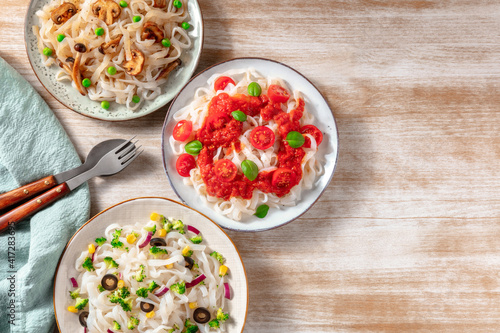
[53,197,248,332]
[161,58,339,232]
[24,0,203,121]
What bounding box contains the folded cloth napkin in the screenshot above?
[0,57,90,333]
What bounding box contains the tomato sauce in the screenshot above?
[195,92,306,201]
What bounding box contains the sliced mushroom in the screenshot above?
[156,59,181,81]
[193,307,211,324]
[56,58,72,74]
[140,301,155,313]
[92,0,121,25]
[72,43,87,96]
[184,256,194,270]
[141,22,164,43]
[98,35,122,55]
[51,2,77,25]
[122,49,145,76]
[153,0,166,8]
[101,274,118,291]
[150,238,167,247]
[79,311,89,327]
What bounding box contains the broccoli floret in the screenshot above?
[75,297,89,310]
[147,281,159,292]
[113,320,121,330]
[132,264,146,282]
[82,257,95,271]
[149,246,168,258]
[184,249,194,257]
[112,229,122,238]
[210,251,225,264]
[164,221,173,233]
[118,298,132,312]
[97,285,105,292]
[167,324,180,333]
[69,288,80,299]
[208,320,220,329]
[136,287,148,298]
[110,229,124,249]
[170,281,186,294]
[172,220,185,234]
[185,319,199,333]
[216,308,229,322]
[190,235,203,244]
[103,256,119,269]
[144,224,157,235]
[109,287,131,303]
[95,237,107,246]
[127,316,140,330]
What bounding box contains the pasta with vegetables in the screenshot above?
[67,212,231,332]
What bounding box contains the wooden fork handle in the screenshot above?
[0,183,70,233]
[0,175,58,211]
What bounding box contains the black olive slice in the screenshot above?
[184,256,194,270]
[101,274,118,291]
[150,238,167,247]
[79,311,89,327]
[140,301,155,313]
[193,307,211,324]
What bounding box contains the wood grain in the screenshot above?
[1,0,500,332]
[0,175,57,211]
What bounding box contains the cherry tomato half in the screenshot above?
[214,159,238,182]
[176,153,196,177]
[249,126,275,150]
[271,168,297,191]
[267,84,290,104]
[206,112,231,131]
[214,76,236,91]
[300,125,323,148]
[173,120,193,142]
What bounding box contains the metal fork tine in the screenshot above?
[121,148,143,167]
[118,141,138,159]
[113,136,136,155]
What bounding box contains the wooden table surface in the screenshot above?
[2,0,500,332]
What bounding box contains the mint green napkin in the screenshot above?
[0,57,90,333]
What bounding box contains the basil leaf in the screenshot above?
[254,204,269,218]
[285,131,305,148]
[185,140,203,155]
[241,160,259,181]
[247,82,262,97]
[231,110,247,122]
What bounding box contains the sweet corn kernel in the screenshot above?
[182,246,191,256]
[126,233,137,244]
[189,302,198,309]
[219,265,228,276]
[117,280,125,288]
[158,228,167,237]
[67,306,78,313]
[146,310,155,318]
[88,243,96,254]
[165,263,174,269]
[150,212,160,221]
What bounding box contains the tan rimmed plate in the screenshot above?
[53,197,248,332]
[25,0,203,121]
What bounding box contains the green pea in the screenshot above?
[181,22,190,30]
[285,131,305,148]
[231,110,247,122]
[119,0,128,7]
[185,140,203,155]
[247,82,261,97]
[133,15,141,23]
[101,101,110,109]
[241,160,259,181]
[57,34,65,42]
[95,27,104,36]
[42,47,53,57]
[173,0,182,8]
[107,66,117,75]
[82,78,91,88]
[254,204,269,218]
[161,38,171,47]
[132,95,140,103]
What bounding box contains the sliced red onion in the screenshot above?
[224,282,231,300]
[187,225,200,235]
[118,272,122,280]
[91,246,99,262]
[84,328,87,333]
[139,232,153,248]
[107,330,114,333]
[70,277,78,288]
[186,274,206,288]
[154,285,169,297]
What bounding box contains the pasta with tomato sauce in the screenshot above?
[169,68,324,221]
